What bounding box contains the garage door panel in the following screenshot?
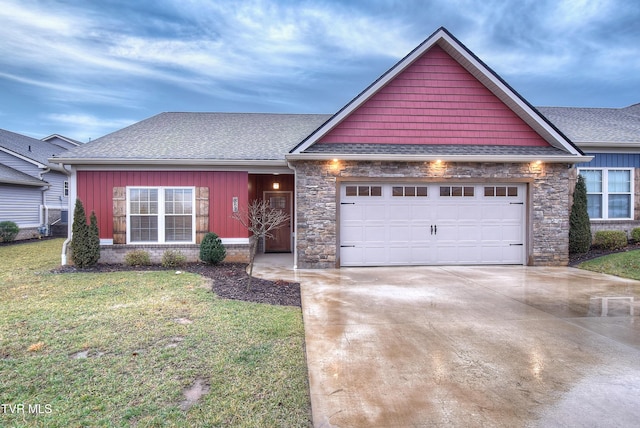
[340,183,525,266]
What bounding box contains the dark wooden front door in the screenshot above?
[264,191,292,253]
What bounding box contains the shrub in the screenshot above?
[124,250,151,266]
[592,230,628,251]
[631,228,640,243]
[199,232,226,264]
[569,175,592,254]
[162,250,187,268]
[0,221,20,242]
[70,200,100,268]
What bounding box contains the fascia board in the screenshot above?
[286,153,593,164]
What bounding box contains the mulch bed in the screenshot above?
[53,262,301,307]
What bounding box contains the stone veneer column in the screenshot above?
[293,160,570,268]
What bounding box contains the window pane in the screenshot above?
[508,187,518,197]
[405,186,416,197]
[587,194,602,218]
[496,187,506,197]
[371,186,382,196]
[346,186,357,196]
[392,186,403,197]
[440,187,450,197]
[608,170,631,193]
[131,216,158,242]
[608,195,631,218]
[358,186,369,196]
[484,187,494,197]
[464,187,474,196]
[165,215,192,241]
[416,187,428,197]
[581,170,602,193]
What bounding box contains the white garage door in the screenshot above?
[340,183,526,266]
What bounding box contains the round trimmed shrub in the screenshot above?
[0,221,20,242]
[162,250,187,268]
[631,228,640,243]
[592,230,628,251]
[199,232,226,264]
[124,250,151,266]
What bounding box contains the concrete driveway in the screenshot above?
[254,261,640,427]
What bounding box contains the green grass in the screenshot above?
[0,239,311,427]
[578,249,640,280]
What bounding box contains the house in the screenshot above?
[0,129,76,240]
[53,27,591,267]
[538,105,640,237]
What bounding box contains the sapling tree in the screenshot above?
[232,199,290,289]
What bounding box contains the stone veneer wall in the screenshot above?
[293,160,570,268]
[97,243,249,265]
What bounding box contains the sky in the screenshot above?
[1,0,639,143]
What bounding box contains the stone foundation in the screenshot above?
[97,243,250,265]
[292,160,570,268]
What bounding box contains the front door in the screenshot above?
[264,191,292,253]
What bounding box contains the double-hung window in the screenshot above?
[127,187,195,243]
[579,169,633,219]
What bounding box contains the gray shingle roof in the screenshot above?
[304,143,569,157]
[55,112,331,162]
[0,164,48,186]
[0,128,69,167]
[537,104,640,144]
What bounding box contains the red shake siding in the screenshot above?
[320,45,549,147]
[76,170,249,240]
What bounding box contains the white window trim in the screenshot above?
[126,186,196,244]
[578,168,634,220]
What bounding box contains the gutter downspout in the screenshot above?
[61,165,76,266]
[39,168,51,236]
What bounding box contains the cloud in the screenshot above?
[44,113,136,142]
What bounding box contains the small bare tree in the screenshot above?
[232,199,290,289]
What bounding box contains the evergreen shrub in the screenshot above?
[199,232,226,264]
[0,221,20,242]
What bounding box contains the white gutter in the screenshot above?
[50,158,290,167]
[285,154,593,163]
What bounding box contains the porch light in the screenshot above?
[272,182,280,190]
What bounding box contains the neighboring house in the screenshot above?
[539,105,640,237]
[53,27,591,267]
[0,129,75,240]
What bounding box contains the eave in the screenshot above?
[286,153,593,164]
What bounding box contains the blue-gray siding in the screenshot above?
[0,184,42,226]
[577,153,640,168]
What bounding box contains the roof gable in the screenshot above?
[290,27,585,161]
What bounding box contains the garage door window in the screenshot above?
[440,186,474,197]
[484,186,518,197]
[393,186,428,197]
[345,185,382,197]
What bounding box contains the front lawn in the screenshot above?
[578,249,640,281]
[0,239,311,427]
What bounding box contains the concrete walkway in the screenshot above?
[253,259,640,427]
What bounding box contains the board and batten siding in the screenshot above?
[319,45,550,147]
[577,153,640,168]
[0,184,41,226]
[76,170,249,240]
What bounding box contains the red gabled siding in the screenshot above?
[76,170,249,240]
[320,45,549,147]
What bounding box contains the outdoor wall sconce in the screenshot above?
[272,182,280,190]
